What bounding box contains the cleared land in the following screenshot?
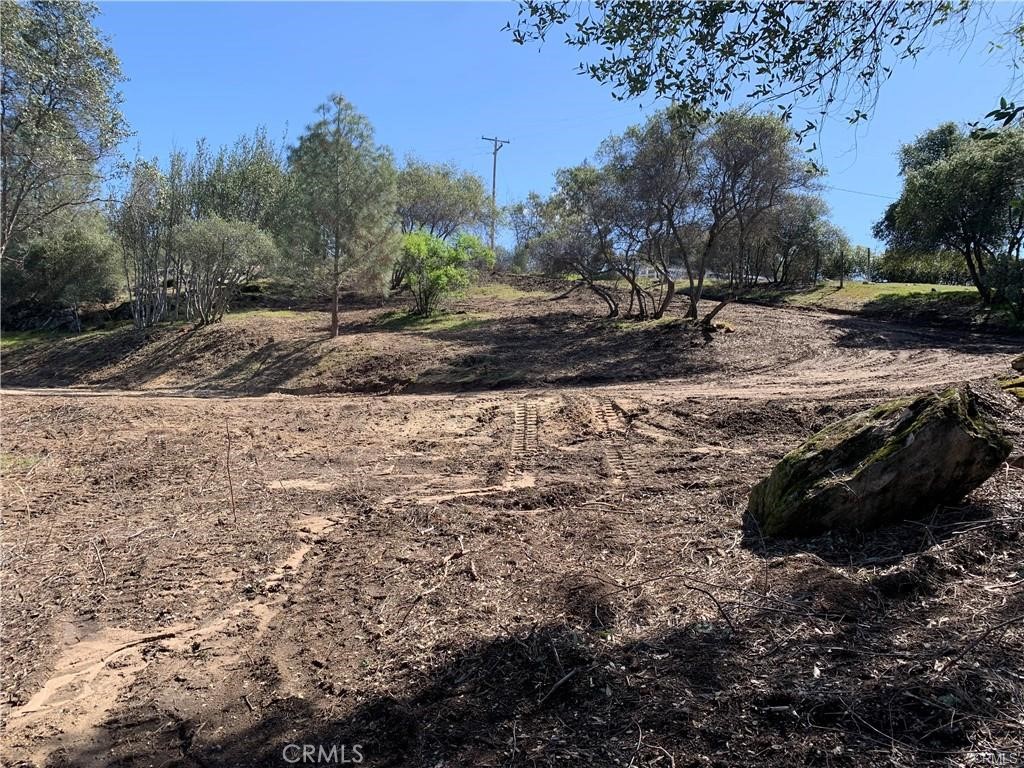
[1,280,1022,767]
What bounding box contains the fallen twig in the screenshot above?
[91,540,107,585]
[537,666,582,707]
[938,614,1024,674]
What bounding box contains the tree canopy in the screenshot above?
[875,123,1024,315]
[1,0,129,260]
[287,95,399,335]
[397,158,491,240]
[521,108,823,322]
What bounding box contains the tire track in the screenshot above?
[596,397,637,485]
[511,401,539,460]
[2,516,338,768]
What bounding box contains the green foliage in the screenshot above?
[111,130,289,329]
[507,1,982,140]
[402,231,494,315]
[1,0,129,259]
[981,96,1024,130]
[897,122,965,174]
[821,244,869,282]
[523,108,821,319]
[374,309,491,332]
[287,94,399,334]
[392,158,491,289]
[874,251,971,285]
[760,194,839,285]
[875,124,1024,316]
[188,128,288,235]
[397,158,491,239]
[111,158,168,328]
[176,217,279,325]
[1,218,118,325]
[507,192,547,272]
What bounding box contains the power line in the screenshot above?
[481,135,509,252]
[823,184,898,200]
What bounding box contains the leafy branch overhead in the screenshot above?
[507,1,1020,139]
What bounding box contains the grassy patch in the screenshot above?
[468,283,550,301]
[374,311,491,333]
[698,280,1017,329]
[0,331,49,351]
[731,281,976,310]
[0,452,42,473]
[999,375,1024,401]
[611,316,684,332]
[224,308,306,322]
[0,325,126,352]
[804,282,975,311]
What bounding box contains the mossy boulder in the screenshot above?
[748,387,1011,537]
[999,375,1024,401]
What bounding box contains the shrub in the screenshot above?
[402,231,493,315]
[1,223,119,328]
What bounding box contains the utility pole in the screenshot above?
[481,136,509,252]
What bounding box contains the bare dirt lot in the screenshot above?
[2,284,1023,767]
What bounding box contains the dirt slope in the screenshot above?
[2,285,1017,397]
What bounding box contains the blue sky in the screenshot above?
[95,1,1022,249]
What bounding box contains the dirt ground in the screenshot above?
[1,283,1023,767]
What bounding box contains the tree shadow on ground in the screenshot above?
[1,302,727,395]
[822,313,1022,355]
[856,291,1021,334]
[3,287,1017,396]
[57,543,1023,768]
[739,497,1000,567]
[406,311,719,393]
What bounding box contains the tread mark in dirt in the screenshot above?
[511,401,539,459]
[596,397,636,485]
[599,397,629,433]
[2,516,338,768]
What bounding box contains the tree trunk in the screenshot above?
[590,283,618,318]
[701,299,730,327]
[331,252,341,337]
[963,245,991,304]
[654,279,675,319]
[331,279,340,337]
[390,264,408,292]
[686,270,705,320]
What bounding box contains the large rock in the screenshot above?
[748,387,1011,537]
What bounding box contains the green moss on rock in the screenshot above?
[999,374,1024,401]
[748,387,1011,537]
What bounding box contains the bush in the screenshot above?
[402,231,494,315]
[874,251,971,284]
[176,217,279,325]
[1,223,119,328]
